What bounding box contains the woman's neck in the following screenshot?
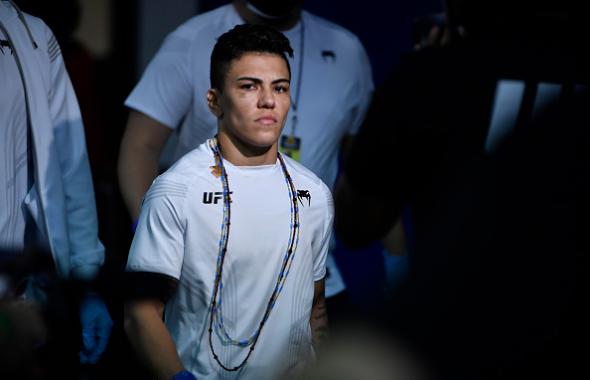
[216,131,278,166]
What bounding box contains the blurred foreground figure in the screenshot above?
[295,321,432,380]
[335,1,587,379]
[0,300,46,379]
[0,1,112,376]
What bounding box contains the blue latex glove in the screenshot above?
[79,292,113,364]
[171,370,198,380]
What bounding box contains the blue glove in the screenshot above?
[79,292,113,364]
[171,370,198,380]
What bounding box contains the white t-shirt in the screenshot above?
[127,140,334,380]
[125,4,373,296]
[0,26,27,249]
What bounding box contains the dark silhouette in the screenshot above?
[335,2,587,379]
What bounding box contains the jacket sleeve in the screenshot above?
[45,24,104,281]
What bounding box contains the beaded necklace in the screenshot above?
[207,137,300,371]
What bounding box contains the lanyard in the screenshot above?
[288,17,304,138]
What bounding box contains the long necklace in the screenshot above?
[207,138,300,372]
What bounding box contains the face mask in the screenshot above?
[246,0,301,18]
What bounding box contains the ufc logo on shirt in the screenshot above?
[202,191,232,204]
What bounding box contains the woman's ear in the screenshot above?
[207,89,223,119]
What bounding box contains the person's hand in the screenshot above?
[79,292,113,364]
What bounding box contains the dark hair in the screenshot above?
[210,24,293,91]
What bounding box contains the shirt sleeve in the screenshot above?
[124,32,194,129]
[313,182,334,281]
[126,176,187,280]
[124,271,179,303]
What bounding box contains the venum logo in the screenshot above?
[321,50,335,63]
[297,190,311,207]
[0,40,14,55]
[203,191,232,204]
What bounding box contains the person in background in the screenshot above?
[0,0,112,376]
[335,1,586,379]
[124,24,332,380]
[118,0,373,322]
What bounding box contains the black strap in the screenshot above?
[124,271,179,304]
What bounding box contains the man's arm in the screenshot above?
[45,23,104,279]
[43,22,114,363]
[124,298,183,380]
[310,278,328,351]
[117,110,173,220]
